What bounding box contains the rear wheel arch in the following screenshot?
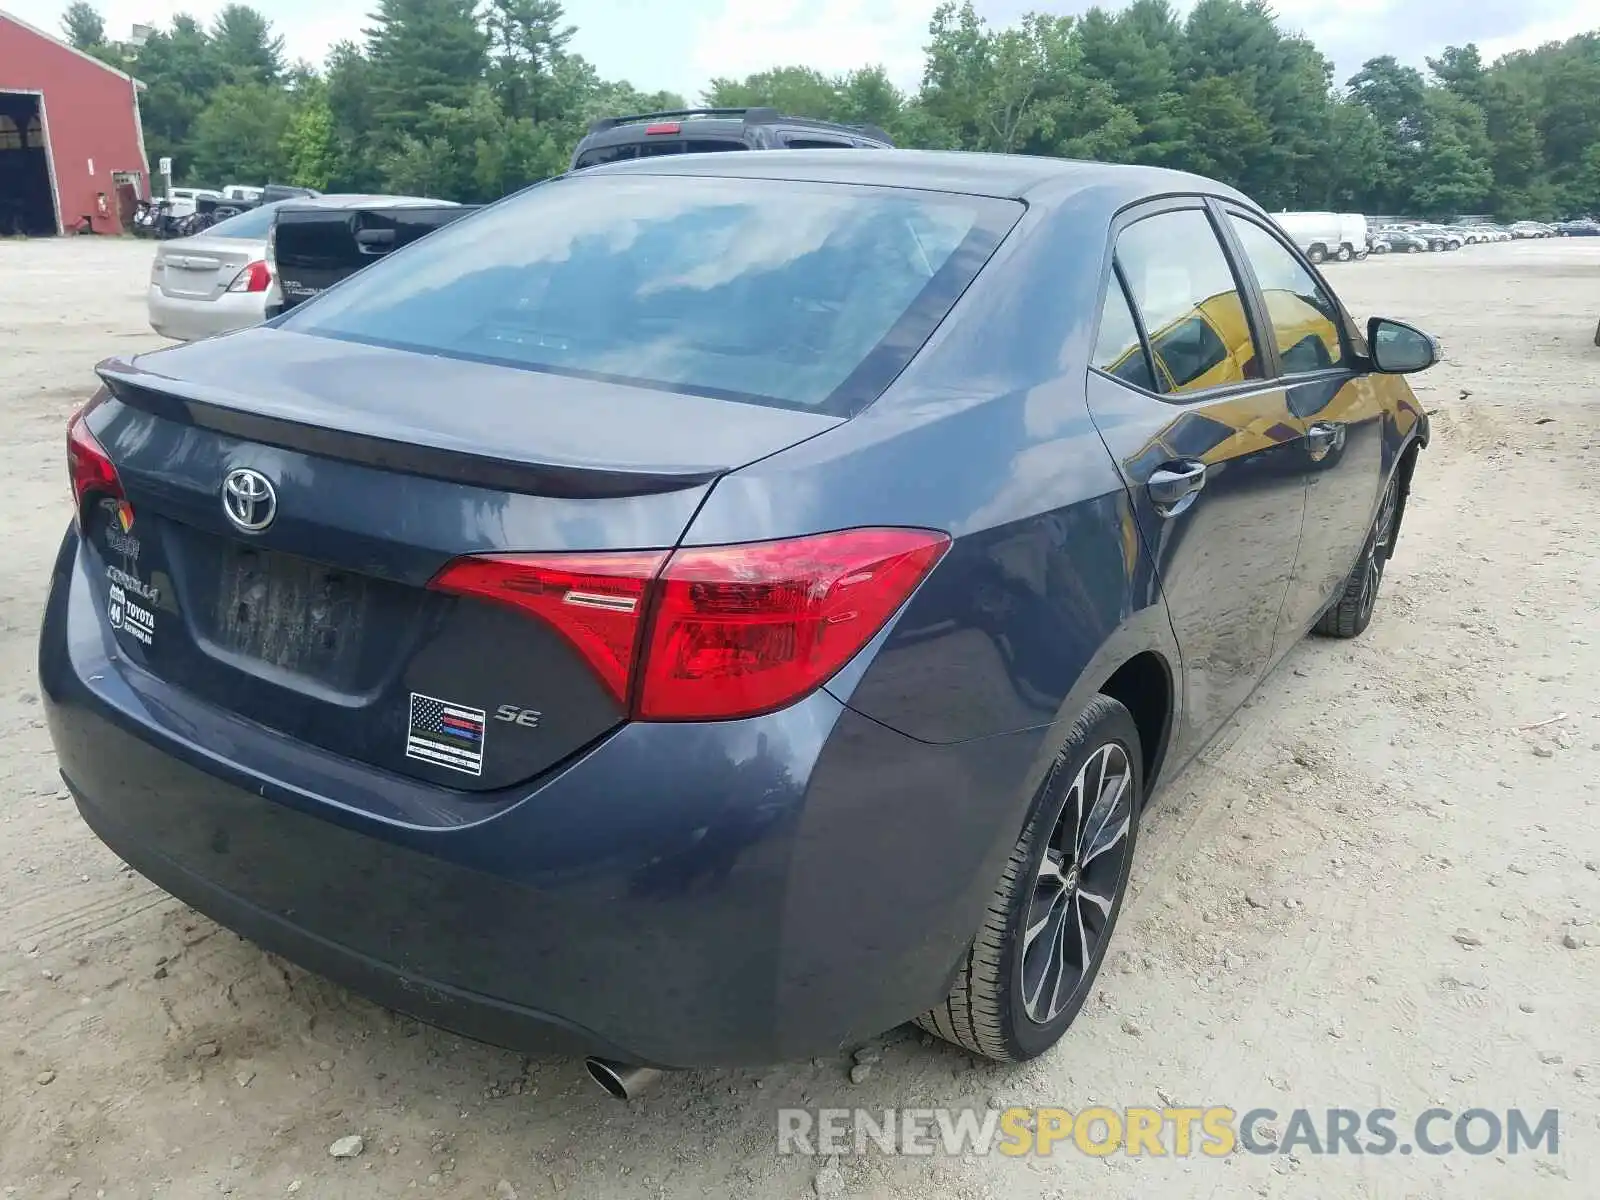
[1097,651,1174,792]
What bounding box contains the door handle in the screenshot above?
[1307,422,1346,459]
[1147,460,1207,510]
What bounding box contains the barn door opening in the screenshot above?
[0,92,59,236]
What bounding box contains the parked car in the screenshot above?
[1555,218,1600,236]
[1408,225,1463,251]
[569,106,892,170]
[265,194,468,316]
[267,110,896,314]
[162,187,222,220]
[1509,221,1553,238]
[1369,229,1428,254]
[1338,213,1370,259]
[1271,210,1346,262]
[146,200,289,341]
[45,152,1436,1089]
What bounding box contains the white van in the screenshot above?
[1338,213,1370,260]
[1272,211,1354,264]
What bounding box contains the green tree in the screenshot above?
[189,80,292,183]
[133,15,222,182]
[210,5,285,84]
[281,89,338,189]
[365,0,487,143]
[61,1,104,49]
[1076,3,1187,165]
[484,0,577,122]
[1410,88,1494,216]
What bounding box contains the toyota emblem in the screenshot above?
[222,468,277,533]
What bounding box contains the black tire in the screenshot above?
[1371,243,1389,254]
[917,694,1143,1062]
[1407,244,1421,253]
[1314,473,1399,639]
[1307,245,1328,264]
[1336,245,1353,262]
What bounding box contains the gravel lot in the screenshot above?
[1,235,1597,1199]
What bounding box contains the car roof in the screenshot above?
[574,148,1250,207]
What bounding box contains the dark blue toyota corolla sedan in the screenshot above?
[41,152,1436,1089]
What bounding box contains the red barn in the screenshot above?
[0,9,149,235]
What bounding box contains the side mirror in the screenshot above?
[1367,317,1442,374]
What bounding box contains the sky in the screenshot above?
[9,0,1598,99]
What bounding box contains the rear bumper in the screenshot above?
[40,528,1046,1066]
[147,285,267,342]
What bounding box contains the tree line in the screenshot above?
[61,0,1600,219]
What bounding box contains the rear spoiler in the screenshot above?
[95,360,727,499]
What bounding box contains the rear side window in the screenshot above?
[1116,209,1260,396]
[1092,275,1157,392]
[1226,216,1347,374]
[573,136,748,169]
[282,175,1022,414]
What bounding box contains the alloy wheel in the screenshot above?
[1020,742,1135,1024]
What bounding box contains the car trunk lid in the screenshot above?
[83,329,839,790]
[155,235,259,302]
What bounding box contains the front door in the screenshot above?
[1214,209,1387,647]
[1085,204,1309,761]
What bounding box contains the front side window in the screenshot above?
[1228,216,1347,375]
[1116,209,1259,396]
[282,175,1022,414]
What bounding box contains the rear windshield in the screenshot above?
[572,137,747,169]
[204,200,286,239]
[281,175,1021,413]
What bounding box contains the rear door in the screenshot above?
[1216,207,1387,646]
[1084,202,1310,759]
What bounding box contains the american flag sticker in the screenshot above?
[406,692,487,776]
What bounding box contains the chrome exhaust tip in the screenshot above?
[585,1057,663,1100]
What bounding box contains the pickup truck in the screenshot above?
[265,195,475,317]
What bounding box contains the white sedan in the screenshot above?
[147,202,285,341]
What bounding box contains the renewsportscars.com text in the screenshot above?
[777,1106,1560,1158]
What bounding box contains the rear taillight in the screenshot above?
[227,260,272,293]
[645,121,681,135]
[638,529,949,719]
[427,528,948,721]
[67,399,129,531]
[428,551,669,705]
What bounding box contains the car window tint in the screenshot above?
[787,138,852,149]
[1229,216,1347,374]
[282,175,1022,415]
[1091,277,1157,392]
[1116,209,1257,395]
[572,145,639,168]
[682,139,747,154]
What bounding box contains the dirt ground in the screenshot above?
[1,234,1597,1199]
